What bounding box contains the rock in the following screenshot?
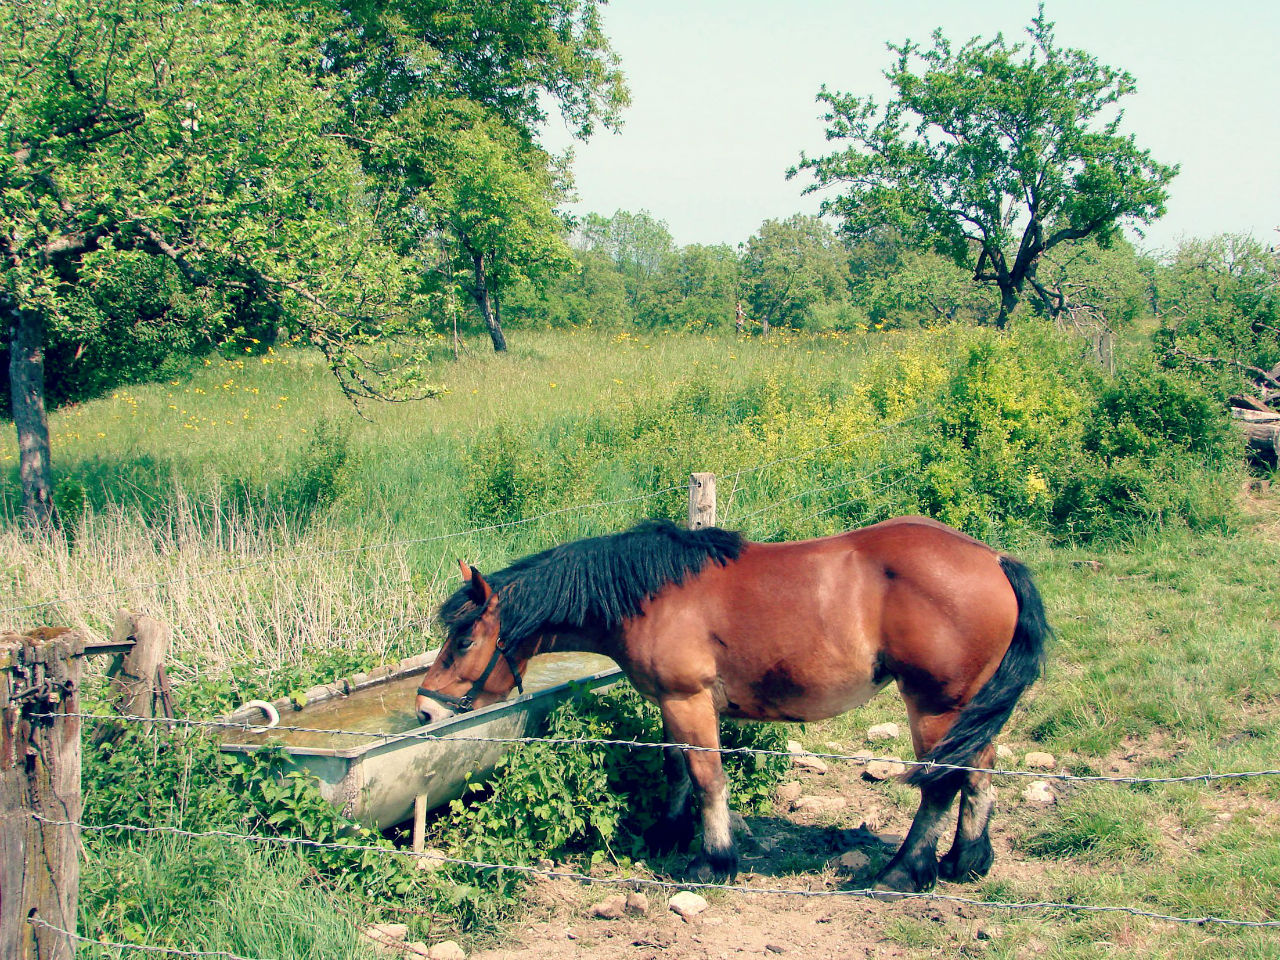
[792,795,847,814]
[703,916,724,927]
[867,722,899,741]
[625,891,649,916]
[786,740,804,753]
[1023,751,1055,770]
[668,891,709,919]
[995,744,1015,763]
[824,740,843,750]
[364,924,409,945]
[791,754,829,774]
[834,849,871,872]
[776,781,804,802]
[416,848,448,872]
[766,945,786,954]
[1022,780,1055,804]
[863,758,907,781]
[591,895,627,920]
[403,944,431,958]
[1072,560,1103,572]
[427,943,466,960]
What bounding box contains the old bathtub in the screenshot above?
[219,651,621,830]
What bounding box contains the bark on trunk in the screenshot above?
[471,253,507,353]
[996,285,1019,330]
[6,297,54,527]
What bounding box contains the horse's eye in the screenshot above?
[457,636,473,652]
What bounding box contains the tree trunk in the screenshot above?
[471,253,507,353]
[5,297,54,527]
[995,284,1019,330]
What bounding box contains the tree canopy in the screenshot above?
[791,7,1176,326]
[1,0,625,524]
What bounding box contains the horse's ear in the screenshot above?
[468,566,493,606]
[458,559,471,581]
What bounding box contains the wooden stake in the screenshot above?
[92,610,171,747]
[1,631,83,960]
[688,473,717,530]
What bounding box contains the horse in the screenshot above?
[414,516,1049,893]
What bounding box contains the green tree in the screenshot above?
[741,216,852,334]
[792,7,1176,327]
[432,122,574,351]
[2,0,626,525]
[1155,234,1280,399]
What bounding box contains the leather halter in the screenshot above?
[417,638,525,714]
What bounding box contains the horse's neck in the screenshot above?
[539,627,612,657]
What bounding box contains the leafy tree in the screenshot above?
[2,0,625,525]
[432,122,574,351]
[645,244,740,329]
[741,216,852,333]
[1155,234,1280,400]
[848,234,996,328]
[792,7,1176,327]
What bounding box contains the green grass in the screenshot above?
[4,325,1278,958]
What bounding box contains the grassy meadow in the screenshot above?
[3,325,1278,958]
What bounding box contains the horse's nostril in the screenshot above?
[416,710,432,726]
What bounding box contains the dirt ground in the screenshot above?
[466,757,1049,960]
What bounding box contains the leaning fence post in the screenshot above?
[92,609,172,747]
[1,628,83,960]
[688,473,717,529]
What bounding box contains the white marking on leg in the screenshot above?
[702,780,732,854]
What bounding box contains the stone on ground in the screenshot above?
[668,891,709,919]
[1024,751,1056,770]
[1022,780,1055,804]
[427,942,466,960]
[834,849,871,872]
[625,891,649,915]
[590,895,627,919]
[776,781,804,802]
[863,758,907,781]
[867,722,899,741]
[792,795,847,814]
[995,744,1015,762]
[791,753,829,774]
[364,924,409,945]
[786,739,804,753]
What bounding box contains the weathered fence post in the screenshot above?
[92,609,173,747]
[1,629,83,960]
[688,473,717,529]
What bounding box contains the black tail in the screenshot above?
[906,555,1050,789]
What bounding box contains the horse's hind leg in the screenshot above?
[874,708,961,893]
[938,743,997,882]
[645,726,696,854]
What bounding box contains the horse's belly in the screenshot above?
[718,673,887,723]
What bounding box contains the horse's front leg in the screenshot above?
[659,690,737,883]
[644,722,696,854]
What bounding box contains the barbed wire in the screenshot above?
[45,711,1280,785]
[3,410,933,619]
[32,816,1280,929]
[1,484,686,617]
[718,411,931,485]
[28,916,269,960]
[728,456,916,526]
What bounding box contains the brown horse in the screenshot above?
[415,517,1048,893]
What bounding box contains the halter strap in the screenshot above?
[417,638,525,714]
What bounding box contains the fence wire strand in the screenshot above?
[32,816,1280,930]
[45,711,1280,785]
[28,916,270,960]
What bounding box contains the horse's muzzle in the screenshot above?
[415,694,456,727]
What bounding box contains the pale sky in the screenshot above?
[541,1,1280,255]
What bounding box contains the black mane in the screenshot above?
[439,519,744,648]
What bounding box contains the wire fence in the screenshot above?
[45,710,1280,786]
[31,814,1280,932]
[2,409,932,618]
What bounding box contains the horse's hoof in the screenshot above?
[938,836,994,883]
[873,857,937,894]
[687,850,738,885]
[645,818,694,855]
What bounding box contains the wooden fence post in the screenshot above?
[1,629,83,960]
[688,473,717,529]
[92,609,172,747]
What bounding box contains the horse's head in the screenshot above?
[415,561,527,725]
